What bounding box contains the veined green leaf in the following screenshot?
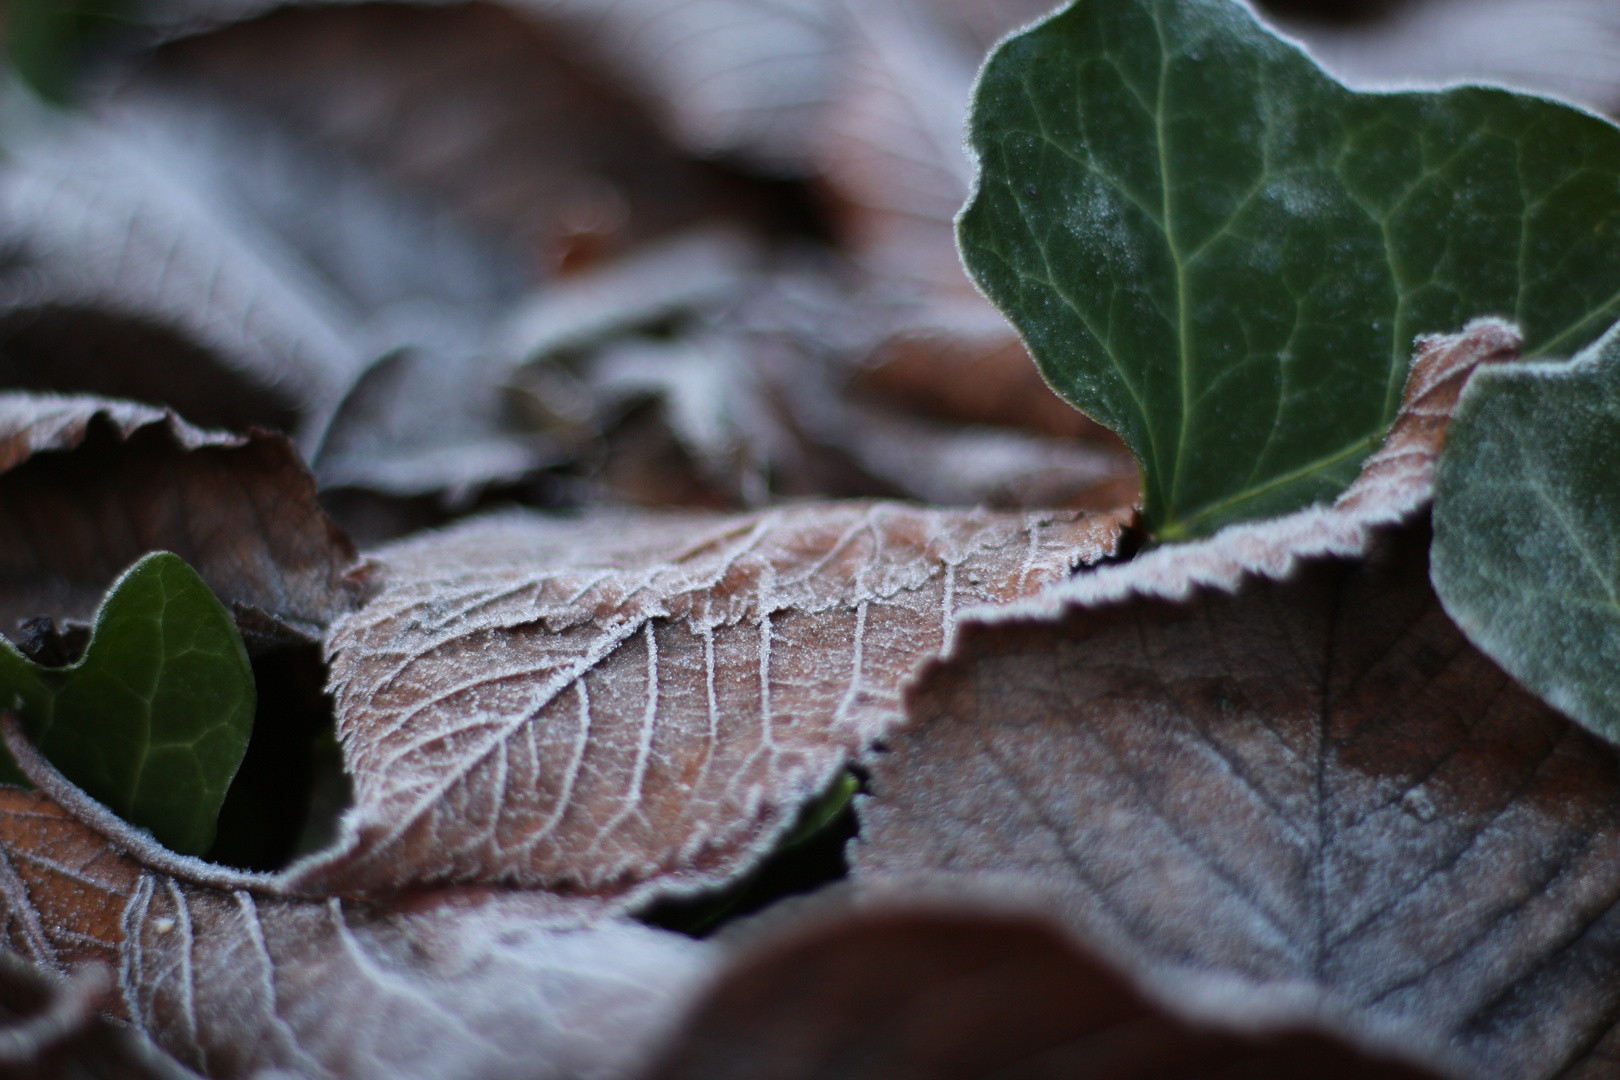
[1431,323,1620,743]
[0,552,255,855]
[958,0,1620,538]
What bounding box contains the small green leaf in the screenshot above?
[1431,324,1620,743]
[5,0,129,103]
[958,0,1620,539]
[0,552,255,855]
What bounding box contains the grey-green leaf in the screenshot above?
[958,0,1620,539]
[0,552,255,855]
[1431,323,1620,743]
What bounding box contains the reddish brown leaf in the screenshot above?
[641,889,1452,1080]
[0,787,141,992]
[852,321,1620,1078]
[0,394,367,643]
[853,302,1145,463]
[118,882,709,1080]
[0,730,714,1080]
[293,502,1127,903]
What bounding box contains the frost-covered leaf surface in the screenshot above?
[0,88,384,443]
[0,785,712,1080]
[851,323,1620,1080]
[857,521,1620,1079]
[297,503,1126,902]
[1432,321,1620,743]
[0,553,254,856]
[0,394,366,643]
[958,0,1620,538]
[643,889,1451,1080]
[0,63,542,488]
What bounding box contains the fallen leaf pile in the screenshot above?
[0,0,1619,1076]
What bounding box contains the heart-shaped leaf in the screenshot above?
[958,0,1620,539]
[1432,321,1620,743]
[0,552,254,856]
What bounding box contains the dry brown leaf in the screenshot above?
[1274,0,1620,117]
[147,0,840,173]
[0,394,366,644]
[0,41,543,489]
[292,502,1127,903]
[857,523,1620,1079]
[0,749,714,1080]
[0,86,478,447]
[850,323,1620,1078]
[854,302,1139,443]
[812,0,1139,466]
[150,2,751,271]
[641,888,1453,1080]
[817,0,979,297]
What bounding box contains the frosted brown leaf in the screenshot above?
[852,322,1620,1077]
[294,501,1127,903]
[0,767,712,1080]
[0,394,367,644]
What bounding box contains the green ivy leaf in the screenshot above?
[0,552,255,855]
[1431,324,1620,743]
[958,0,1620,539]
[5,0,130,103]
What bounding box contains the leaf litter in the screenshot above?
[853,322,1620,1077]
[3,0,1620,1077]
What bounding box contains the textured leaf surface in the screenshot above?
[0,68,532,478]
[851,325,1620,1080]
[0,394,367,645]
[857,522,1620,1079]
[0,553,254,856]
[643,890,1450,1080]
[297,502,1126,902]
[0,783,712,1080]
[958,0,1620,538]
[1432,321,1620,742]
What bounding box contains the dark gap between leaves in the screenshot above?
[639,769,864,938]
[0,307,302,434]
[1253,0,1406,23]
[205,642,351,871]
[1085,515,1147,570]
